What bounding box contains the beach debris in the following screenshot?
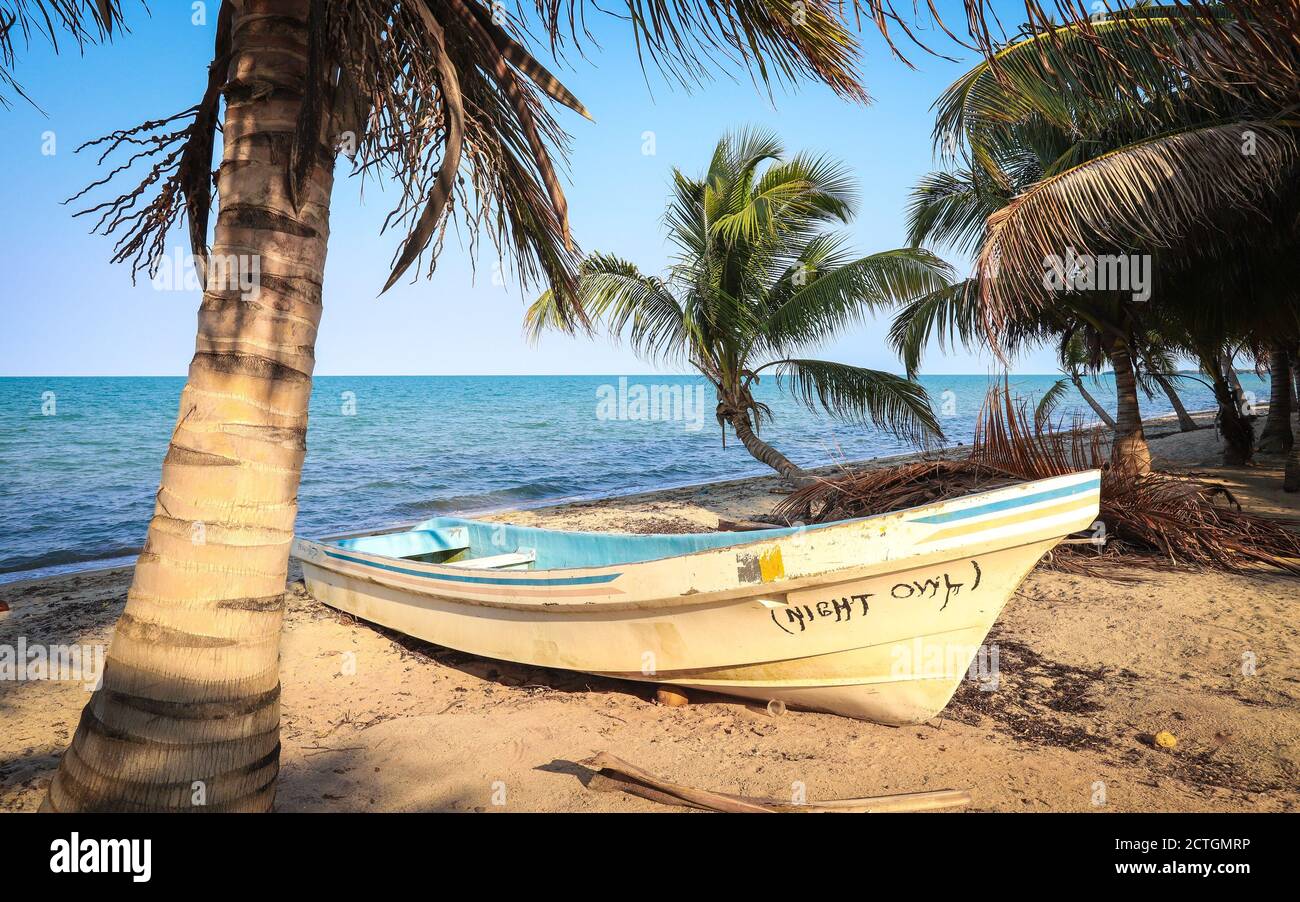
[1138,731,1180,753]
[718,517,783,532]
[775,388,1300,576]
[766,699,787,717]
[578,752,972,813]
[655,687,690,708]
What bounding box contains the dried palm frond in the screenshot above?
[64,2,231,283]
[959,1,1300,107]
[774,458,1019,524]
[976,123,1299,333]
[776,387,1300,575]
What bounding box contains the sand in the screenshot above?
[2,414,1297,813]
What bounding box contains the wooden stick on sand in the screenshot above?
[579,752,971,813]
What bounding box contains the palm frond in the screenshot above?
[0,0,125,108]
[934,5,1207,174]
[526,252,691,365]
[959,1,1300,111]
[755,358,943,444]
[887,279,984,379]
[538,0,870,102]
[63,3,232,283]
[1034,376,1070,428]
[764,248,954,357]
[905,168,1006,255]
[978,121,1299,332]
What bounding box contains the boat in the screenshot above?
[292,469,1101,724]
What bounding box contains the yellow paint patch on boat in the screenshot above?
[920,498,1099,545]
[759,547,785,582]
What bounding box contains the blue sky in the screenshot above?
[0,0,1055,376]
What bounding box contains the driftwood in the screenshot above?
[716,517,781,532]
[579,752,971,813]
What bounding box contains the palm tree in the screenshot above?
[1133,332,1198,433]
[526,130,949,480]
[895,160,1156,470]
[926,3,1298,472]
[7,0,893,813]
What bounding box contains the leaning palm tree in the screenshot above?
[1131,330,1198,433]
[1036,333,1117,430]
[6,0,898,813]
[1148,370,1199,434]
[526,130,950,480]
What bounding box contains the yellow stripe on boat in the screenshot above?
[918,497,1100,545]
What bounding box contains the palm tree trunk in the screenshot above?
[1221,352,1245,398]
[1071,374,1116,429]
[44,0,334,812]
[1107,343,1151,475]
[1211,358,1254,466]
[1257,345,1293,453]
[1285,445,1300,492]
[1153,372,1198,432]
[1292,351,1300,416]
[728,414,808,481]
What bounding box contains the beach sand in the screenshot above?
[2,414,1297,813]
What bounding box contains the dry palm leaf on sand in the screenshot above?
[774,388,1300,576]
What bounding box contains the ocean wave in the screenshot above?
[392,479,581,516]
[0,543,142,575]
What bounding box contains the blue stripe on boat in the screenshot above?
[907,475,1101,525]
[323,550,622,586]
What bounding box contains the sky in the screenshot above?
[0,0,1057,377]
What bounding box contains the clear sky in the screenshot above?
[0,0,1054,376]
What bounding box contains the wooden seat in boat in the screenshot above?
[452,549,536,570]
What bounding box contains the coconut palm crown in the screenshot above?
[527,129,951,480]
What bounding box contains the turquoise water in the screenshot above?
[0,372,1267,582]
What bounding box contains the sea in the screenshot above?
[0,372,1269,583]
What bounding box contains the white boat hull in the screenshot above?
[294,471,1101,723]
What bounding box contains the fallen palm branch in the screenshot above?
[579,752,972,813]
[775,388,1300,576]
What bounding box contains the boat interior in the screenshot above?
[330,516,837,571]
